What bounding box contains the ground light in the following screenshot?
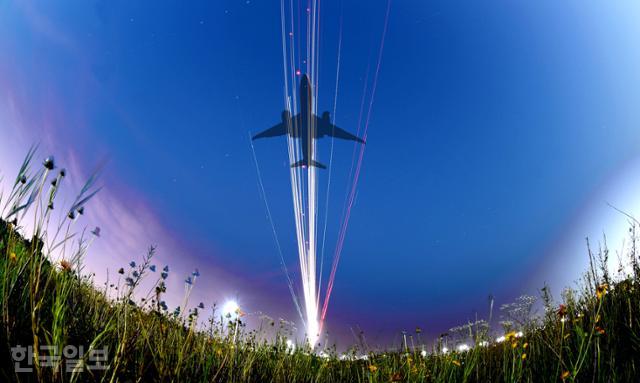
[222,300,240,319]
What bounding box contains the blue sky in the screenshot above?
[1,0,640,347]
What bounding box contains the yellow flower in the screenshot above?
[595,326,605,335]
[505,331,517,341]
[561,371,571,380]
[9,252,17,262]
[596,283,608,299]
[521,353,527,360]
[368,365,378,373]
[511,341,518,349]
[523,342,528,349]
[452,360,461,367]
[216,349,223,356]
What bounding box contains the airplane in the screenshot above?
[252,74,365,169]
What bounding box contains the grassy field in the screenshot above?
[1,149,639,382]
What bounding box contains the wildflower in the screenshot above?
[192,268,200,277]
[161,272,168,280]
[125,277,134,287]
[415,327,422,334]
[43,156,55,170]
[521,353,527,360]
[523,342,528,349]
[596,283,608,299]
[77,207,85,215]
[59,260,72,272]
[51,179,58,187]
[163,265,169,272]
[150,265,156,272]
[67,211,76,220]
[132,271,139,278]
[198,302,205,309]
[118,267,124,274]
[185,277,193,285]
[368,365,378,373]
[452,360,461,367]
[511,341,518,349]
[561,371,571,380]
[9,252,17,262]
[129,261,136,268]
[91,227,101,237]
[173,307,181,316]
[505,331,517,341]
[59,168,66,177]
[159,301,168,311]
[156,282,166,294]
[19,175,27,184]
[595,326,605,335]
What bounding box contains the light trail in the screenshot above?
[321,0,392,324]
[249,133,305,325]
[318,8,343,309]
[274,0,389,346]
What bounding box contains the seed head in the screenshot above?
[59,260,73,272]
[43,156,55,170]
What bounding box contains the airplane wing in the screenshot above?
[252,122,287,140]
[319,120,365,144]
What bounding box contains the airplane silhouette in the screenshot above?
[253,74,365,169]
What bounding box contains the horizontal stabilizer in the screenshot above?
[291,159,326,169]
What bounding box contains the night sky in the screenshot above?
[1,0,640,348]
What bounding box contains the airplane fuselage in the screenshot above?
[253,73,364,169]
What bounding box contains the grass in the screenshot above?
[1,148,639,382]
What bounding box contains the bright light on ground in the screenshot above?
[420,350,427,357]
[286,339,296,354]
[457,344,470,352]
[306,317,319,348]
[222,300,240,319]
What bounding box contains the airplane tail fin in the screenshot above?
[291,159,326,169]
